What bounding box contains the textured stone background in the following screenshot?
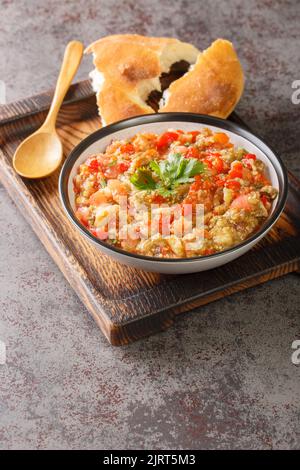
[0,0,299,450]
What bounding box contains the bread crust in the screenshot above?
[97,83,154,125]
[159,39,244,118]
[85,34,200,125]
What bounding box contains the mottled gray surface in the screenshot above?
[0,0,300,450]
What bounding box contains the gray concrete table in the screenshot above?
[0,0,299,449]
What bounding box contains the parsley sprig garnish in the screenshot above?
[130,168,157,190]
[130,153,205,196]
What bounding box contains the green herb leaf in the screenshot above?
[130,168,157,190]
[154,153,205,190]
[184,159,205,177]
[131,152,206,195]
[149,160,162,178]
[173,176,195,185]
[157,185,173,197]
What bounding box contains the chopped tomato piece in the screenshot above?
[228,162,243,179]
[90,227,108,240]
[156,131,179,151]
[215,176,225,187]
[189,175,202,192]
[203,229,210,239]
[225,180,241,190]
[203,248,215,255]
[203,158,213,169]
[120,143,135,154]
[73,182,80,194]
[182,192,197,205]
[202,180,214,190]
[214,132,230,145]
[189,182,199,192]
[207,152,221,157]
[231,195,252,211]
[104,164,119,179]
[261,194,269,207]
[117,161,130,173]
[186,146,201,159]
[212,156,224,173]
[244,161,252,170]
[189,131,200,142]
[86,157,100,172]
[75,207,89,226]
[151,194,167,204]
[189,176,213,192]
[243,154,257,170]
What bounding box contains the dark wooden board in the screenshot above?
[1,80,300,345]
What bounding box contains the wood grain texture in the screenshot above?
[1,80,299,345]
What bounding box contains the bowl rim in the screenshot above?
[59,112,288,264]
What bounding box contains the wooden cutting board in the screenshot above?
[1,80,299,345]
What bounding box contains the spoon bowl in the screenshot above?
[13,130,63,178]
[13,40,83,179]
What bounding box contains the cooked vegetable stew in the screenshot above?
[73,128,277,258]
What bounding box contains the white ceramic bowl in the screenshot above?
[59,113,287,274]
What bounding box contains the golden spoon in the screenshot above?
[13,40,84,178]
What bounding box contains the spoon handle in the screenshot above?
[43,41,84,130]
